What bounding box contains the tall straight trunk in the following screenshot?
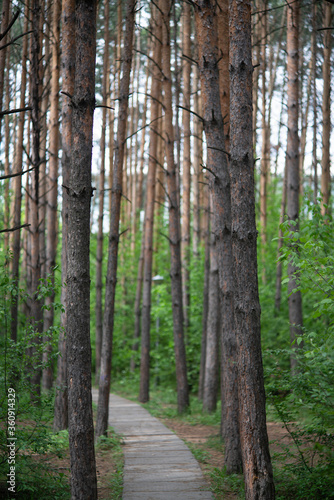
[321,3,332,215]
[139,5,162,403]
[28,0,44,399]
[202,207,219,413]
[66,1,97,497]
[312,1,317,205]
[53,0,75,432]
[299,54,312,197]
[181,1,191,330]
[194,0,241,474]
[192,64,202,257]
[136,57,150,214]
[4,48,10,251]
[131,229,145,371]
[161,0,189,414]
[42,0,61,391]
[229,0,275,496]
[274,159,287,312]
[217,0,241,473]
[38,0,49,290]
[95,0,109,385]
[198,187,210,400]
[252,0,260,152]
[287,0,303,371]
[259,0,269,280]
[96,0,136,438]
[108,50,115,221]
[0,0,10,146]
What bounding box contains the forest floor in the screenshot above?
[28,408,291,500]
[158,418,291,499]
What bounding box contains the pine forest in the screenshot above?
[0,0,333,498]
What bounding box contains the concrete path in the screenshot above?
[92,390,214,499]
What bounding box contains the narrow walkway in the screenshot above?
[92,390,214,499]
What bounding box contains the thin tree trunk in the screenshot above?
[287,0,303,372]
[198,191,210,400]
[299,56,312,197]
[95,0,109,385]
[202,207,219,413]
[139,4,162,403]
[53,0,75,432]
[131,229,145,372]
[312,1,317,205]
[96,0,136,438]
[321,3,332,215]
[42,0,61,391]
[28,0,44,399]
[0,0,10,146]
[192,63,202,257]
[260,1,269,281]
[181,1,191,331]
[66,0,98,497]
[229,0,275,496]
[161,0,189,414]
[274,159,287,312]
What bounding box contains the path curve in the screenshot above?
[92,390,214,499]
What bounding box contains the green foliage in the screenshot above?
[0,262,70,499]
[96,428,124,500]
[209,467,244,499]
[265,201,334,499]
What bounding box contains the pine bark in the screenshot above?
[194,0,241,474]
[96,0,136,438]
[139,5,162,403]
[28,0,44,399]
[181,1,191,330]
[321,3,332,215]
[53,0,75,432]
[202,210,219,413]
[66,0,98,497]
[10,1,29,342]
[229,0,275,496]
[286,0,303,371]
[42,0,61,391]
[161,0,189,414]
[0,0,10,145]
[95,0,109,385]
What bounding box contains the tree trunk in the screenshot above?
[96,0,136,438]
[181,1,191,330]
[0,0,10,146]
[217,0,230,150]
[4,48,10,252]
[198,190,210,400]
[286,0,303,372]
[259,1,269,281]
[192,64,202,257]
[202,210,219,413]
[229,0,275,496]
[95,0,109,385]
[321,3,332,216]
[139,4,162,403]
[66,1,98,497]
[53,0,75,432]
[312,1,317,205]
[194,0,242,474]
[161,0,189,414]
[274,160,287,313]
[28,0,44,400]
[42,0,61,391]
